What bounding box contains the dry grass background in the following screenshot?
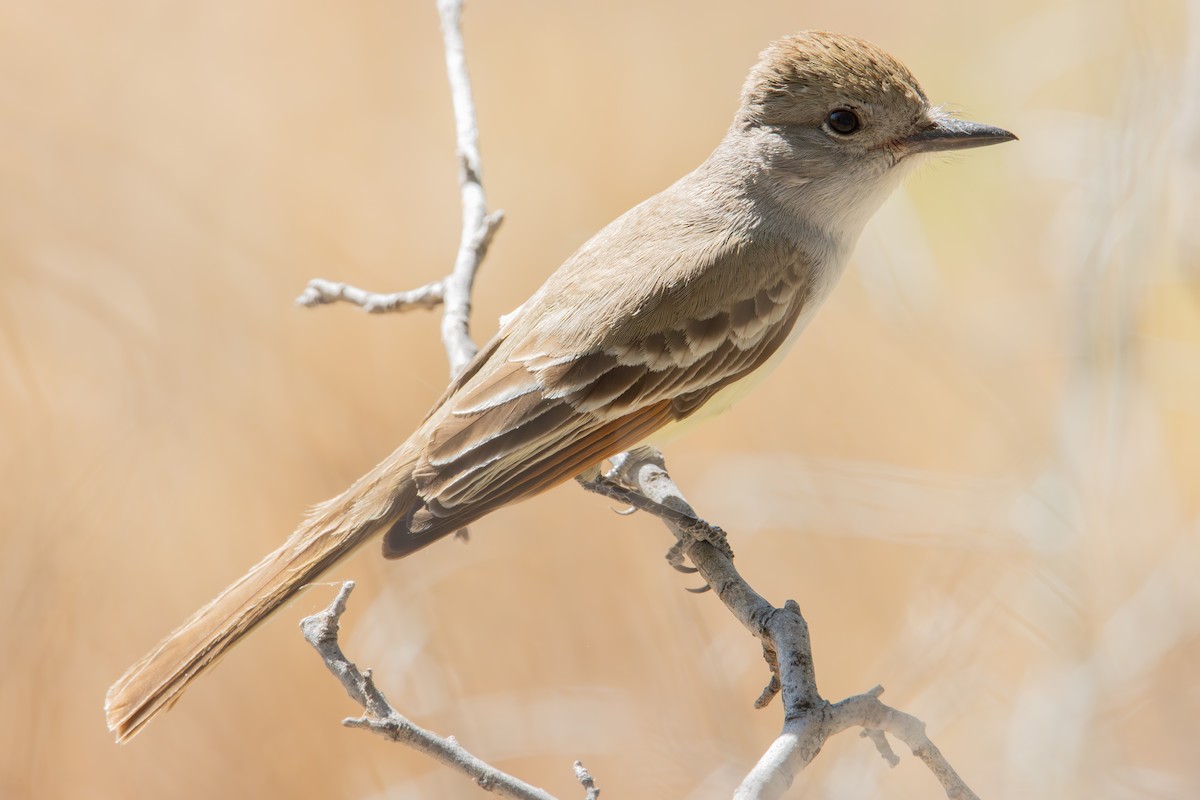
[1,0,1197,798]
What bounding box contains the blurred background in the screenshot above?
[2,0,1197,797]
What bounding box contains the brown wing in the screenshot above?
[381,268,811,558]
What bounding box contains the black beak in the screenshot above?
[902,115,1017,154]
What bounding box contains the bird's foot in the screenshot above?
[576,469,735,582]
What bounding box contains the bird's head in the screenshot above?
[735,31,1015,236]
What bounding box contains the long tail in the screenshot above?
[105,446,420,743]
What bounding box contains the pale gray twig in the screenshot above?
[296,5,584,799]
[295,0,503,379]
[573,760,600,800]
[862,723,902,768]
[597,447,980,800]
[296,279,445,313]
[300,583,558,800]
[435,0,504,376]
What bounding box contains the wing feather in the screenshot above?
[383,215,821,557]
[390,400,673,549]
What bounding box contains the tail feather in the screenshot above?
[105,447,420,743]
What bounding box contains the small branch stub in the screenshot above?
[573,761,600,800]
[295,279,445,313]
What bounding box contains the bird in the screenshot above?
[106,30,1015,742]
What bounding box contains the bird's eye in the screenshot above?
[826,109,861,135]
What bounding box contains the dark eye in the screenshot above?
[826,109,861,135]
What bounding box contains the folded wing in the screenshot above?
[383,254,812,556]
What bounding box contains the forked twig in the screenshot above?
[295,0,503,379]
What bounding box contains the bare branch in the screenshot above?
[827,693,980,800]
[295,278,444,313]
[435,0,503,375]
[296,0,503,378]
[294,6,579,799]
[594,447,981,800]
[301,583,559,800]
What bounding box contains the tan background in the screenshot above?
[2,1,1197,798]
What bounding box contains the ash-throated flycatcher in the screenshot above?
[106,30,1015,741]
